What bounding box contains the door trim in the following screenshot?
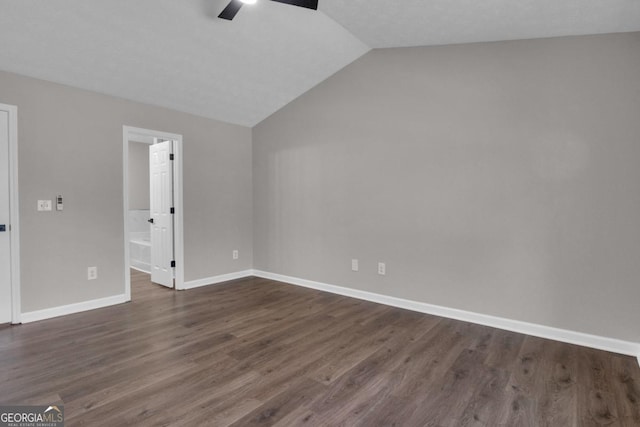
[123,126,184,300]
[1,103,20,324]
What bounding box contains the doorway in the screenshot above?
[123,126,184,300]
[0,103,20,324]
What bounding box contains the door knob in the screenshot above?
[148,218,154,224]
[0,224,5,232]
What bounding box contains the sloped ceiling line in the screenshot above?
[0,0,638,127]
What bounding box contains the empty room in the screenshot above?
[1,0,640,425]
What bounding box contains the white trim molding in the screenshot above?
[252,270,640,359]
[0,103,20,324]
[122,126,185,297]
[21,294,128,323]
[183,270,254,290]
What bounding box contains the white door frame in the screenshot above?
[123,126,184,299]
[1,103,21,324]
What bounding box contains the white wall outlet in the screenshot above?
[351,259,359,272]
[378,262,386,276]
[233,250,239,260]
[87,266,98,280]
[37,200,52,211]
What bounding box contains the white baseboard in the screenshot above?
[130,265,151,274]
[183,270,254,290]
[21,294,129,324]
[252,270,640,359]
[16,269,640,366]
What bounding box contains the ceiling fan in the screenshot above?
[218,0,318,20]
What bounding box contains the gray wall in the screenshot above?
[0,70,252,312]
[253,32,640,342]
[128,142,150,210]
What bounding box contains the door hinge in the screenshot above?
[171,260,176,268]
[170,153,174,161]
[170,207,175,214]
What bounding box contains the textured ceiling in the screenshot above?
[0,0,639,127]
[0,0,369,127]
[320,0,640,48]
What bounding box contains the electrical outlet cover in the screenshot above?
[37,200,52,211]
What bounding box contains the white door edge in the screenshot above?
[0,103,20,324]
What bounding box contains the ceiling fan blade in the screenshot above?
[218,0,243,20]
[269,0,318,10]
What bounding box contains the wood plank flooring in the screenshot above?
[1,270,639,426]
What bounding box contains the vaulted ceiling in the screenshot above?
[1,0,639,127]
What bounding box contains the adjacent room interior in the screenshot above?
[1,0,639,425]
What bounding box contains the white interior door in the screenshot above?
[149,140,174,288]
[0,111,12,322]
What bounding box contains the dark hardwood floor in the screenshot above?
[1,270,639,426]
